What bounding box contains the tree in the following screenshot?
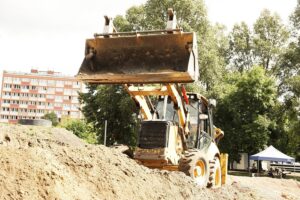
[269,45,300,161]
[114,5,146,32]
[228,22,253,72]
[43,112,58,126]
[113,0,227,91]
[79,84,139,146]
[199,23,228,90]
[143,0,208,32]
[253,9,289,71]
[269,1,300,160]
[276,42,300,94]
[59,118,97,144]
[277,1,300,90]
[126,5,147,31]
[268,99,300,161]
[291,0,300,34]
[113,15,131,32]
[215,67,277,164]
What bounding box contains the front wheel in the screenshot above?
[178,150,209,187]
[207,157,221,188]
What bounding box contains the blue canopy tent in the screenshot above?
[250,145,295,163]
[250,146,295,173]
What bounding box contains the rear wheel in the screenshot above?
[179,149,209,187]
[207,157,221,188]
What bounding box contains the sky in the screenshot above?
[0,0,298,78]
[206,0,297,29]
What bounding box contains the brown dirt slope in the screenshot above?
[233,175,300,200]
[0,123,279,200]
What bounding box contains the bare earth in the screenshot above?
[0,124,299,200]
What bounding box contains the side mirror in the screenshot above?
[208,99,217,108]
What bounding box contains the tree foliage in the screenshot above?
[79,84,139,146]
[113,0,227,90]
[59,118,97,144]
[224,7,298,162]
[215,67,277,163]
[43,112,58,126]
[253,9,289,71]
[271,1,300,160]
[228,22,253,72]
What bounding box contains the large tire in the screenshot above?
[178,149,209,187]
[207,157,221,188]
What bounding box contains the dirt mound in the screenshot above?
[0,124,259,200]
[233,175,300,200]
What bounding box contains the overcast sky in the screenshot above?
[0,0,297,77]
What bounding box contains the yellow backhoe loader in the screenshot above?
[77,9,228,188]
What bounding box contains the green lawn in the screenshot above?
[228,170,300,181]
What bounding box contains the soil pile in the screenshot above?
[0,124,261,200]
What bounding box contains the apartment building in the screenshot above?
[0,69,83,123]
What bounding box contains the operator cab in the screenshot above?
[156,93,214,150]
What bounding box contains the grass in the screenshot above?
[286,173,300,182]
[228,170,251,177]
[229,170,300,182]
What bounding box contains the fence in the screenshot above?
[270,163,300,173]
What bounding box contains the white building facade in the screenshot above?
[0,69,83,123]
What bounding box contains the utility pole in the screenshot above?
[104,120,107,146]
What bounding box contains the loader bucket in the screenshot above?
[77,32,198,84]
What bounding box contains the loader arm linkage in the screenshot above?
[125,84,187,130]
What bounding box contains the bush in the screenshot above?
[43,112,58,126]
[59,118,97,144]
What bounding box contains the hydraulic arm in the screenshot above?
[125,84,188,131]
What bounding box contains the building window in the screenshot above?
[63,104,71,109]
[30,79,38,85]
[47,80,55,86]
[4,77,12,82]
[56,80,64,87]
[39,80,47,86]
[64,89,72,95]
[65,81,72,85]
[56,88,63,92]
[54,103,62,107]
[4,84,11,88]
[12,78,20,82]
[72,90,79,96]
[21,85,30,90]
[22,78,30,82]
[46,95,54,99]
[13,84,21,89]
[47,88,55,94]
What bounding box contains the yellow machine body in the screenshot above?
[77,9,227,187]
